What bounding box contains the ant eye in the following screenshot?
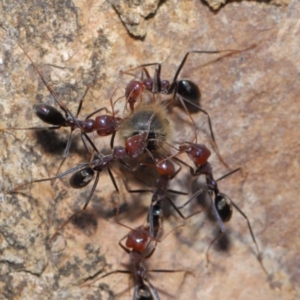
[125,80,144,99]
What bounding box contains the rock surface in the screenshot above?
[0,0,299,299]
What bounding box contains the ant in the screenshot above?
[5,133,148,240]
[123,49,247,113]
[81,212,186,300]
[173,144,267,273]
[5,45,124,173]
[124,150,201,238]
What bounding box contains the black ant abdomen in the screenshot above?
[33,103,66,126]
[69,167,95,189]
[135,284,153,300]
[176,79,201,113]
[215,194,233,223]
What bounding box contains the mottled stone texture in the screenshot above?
[205,0,291,10]
[111,0,160,37]
[0,0,299,299]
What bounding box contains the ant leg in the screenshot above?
[164,196,202,221]
[228,196,267,274]
[172,157,196,176]
[216,168,241,182]
[145,269,194,300]
[144,279,161,300]
[176,188,206,210]
[80,269,131,289]
[169,49,256,169]
[107,167,119,192]
[2,125,61,131]
[55,128,75,176]
[152,64,162,93]
[205,231,225,268]
[178,96,230,169]
[167,189,188,196]
[141,66,151,80]
[4,163,90,193]
[121,62,161,77]
[18,45,79,128]
[110,131,116,149]
[209,194,226,233]
[118,233,131,255]
[48,171,101,244]
[84,107,110,120]
[177,167,242,209]
[75,83,92,117]
[171,49,251,84]
[169,92,198,143]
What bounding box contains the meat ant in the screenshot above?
[173,145,267,273]
[81,213,187,300]
[123,150,201,238]
[5,137,145,242]
[5,45,124,174]
[123,49,248,112]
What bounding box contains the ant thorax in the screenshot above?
[118,102,173,151]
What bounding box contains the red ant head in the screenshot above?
[180,142,211,166]
[125,226,150,252]
[125,132,148,158]
[125,80,144,111]
[155,158,176,178]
